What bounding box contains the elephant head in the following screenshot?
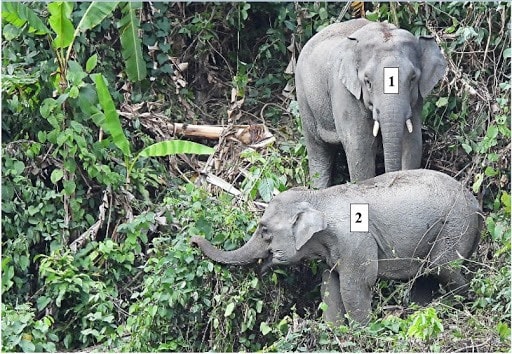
[338,22,446,172]
[191,195,327,272]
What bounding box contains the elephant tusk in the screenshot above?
[406,119,413,133]
[372,120,380,137]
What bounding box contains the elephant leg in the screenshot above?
[428,226,471,297]
[409,275,440,305]
[433,266,469,296]
[304,134,335,189]
[340,126,377,181]
[338,272,374,325]
[338,235,378,325]
[401,113,422,169]
[321,269,346,325]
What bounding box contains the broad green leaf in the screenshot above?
[1,263,14,292]
[501,191,510,216]
[497,322,511,341]
[69,86,79,98]
[85,54,98,73]
[486,124,499,140]
[461,143,472,154]
[250,277,258,288]
[256,300,263,313]
[92,74,131,156]
[257,178,274,202]
[138,140,214,158]
[91,112,105,126]
[118,2,147,81]
[2,23,22,40]
[20,339,36,353]
[48,2,75,49]
[484,166,498,177]
[435,97,449,108]
[319,301,329,312]
[51,168,64,184]
[65,2,118,61]
[76,2,118,31]
[224,302,235,317]
[319,7,328,20]
[366,10,379,22]
[36,296,52,311]
[38,131,47,143]
[63,180,76,195]
[472,173,483,194]
[504,48,511,59]
[12,161,25,175]
[67,61,87,86]
[260,322,272,335]
[78,85,100,116]
[1,2,50,35]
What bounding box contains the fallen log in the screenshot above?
[173,122,275,148]
[117,111,275,148]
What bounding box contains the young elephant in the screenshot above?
[295,19,446,187]
[191,169,482,325]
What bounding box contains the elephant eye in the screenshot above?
[260,226,271,240]
[364,78,372,90]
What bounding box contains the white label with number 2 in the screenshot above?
[350,203,369,232]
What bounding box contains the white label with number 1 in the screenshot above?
[350,203,369,232]
[384,67,399,94]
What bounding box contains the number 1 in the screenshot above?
[384,67,399,94]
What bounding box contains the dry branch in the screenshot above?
[70,190,109,253]
[205,173,242,196]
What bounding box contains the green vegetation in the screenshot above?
[2,2,510,352]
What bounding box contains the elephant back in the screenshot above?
[355,169,481,235]
[301,19,370,54]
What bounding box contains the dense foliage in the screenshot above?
[2,2,510,352]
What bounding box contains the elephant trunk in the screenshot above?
[190,233,270,266]
[379,108,407,173]
[382,132,403,172]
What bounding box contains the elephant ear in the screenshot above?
[293,202,327,250]
[338,37,362,99]
[418,36,447,98]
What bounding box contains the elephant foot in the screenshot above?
[409,275,440,305]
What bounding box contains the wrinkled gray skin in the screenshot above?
[191,169,482,325]
[295,19,446,187]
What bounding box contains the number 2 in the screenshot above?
[350,203,368,232]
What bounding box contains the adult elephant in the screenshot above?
[295,19,446,187]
